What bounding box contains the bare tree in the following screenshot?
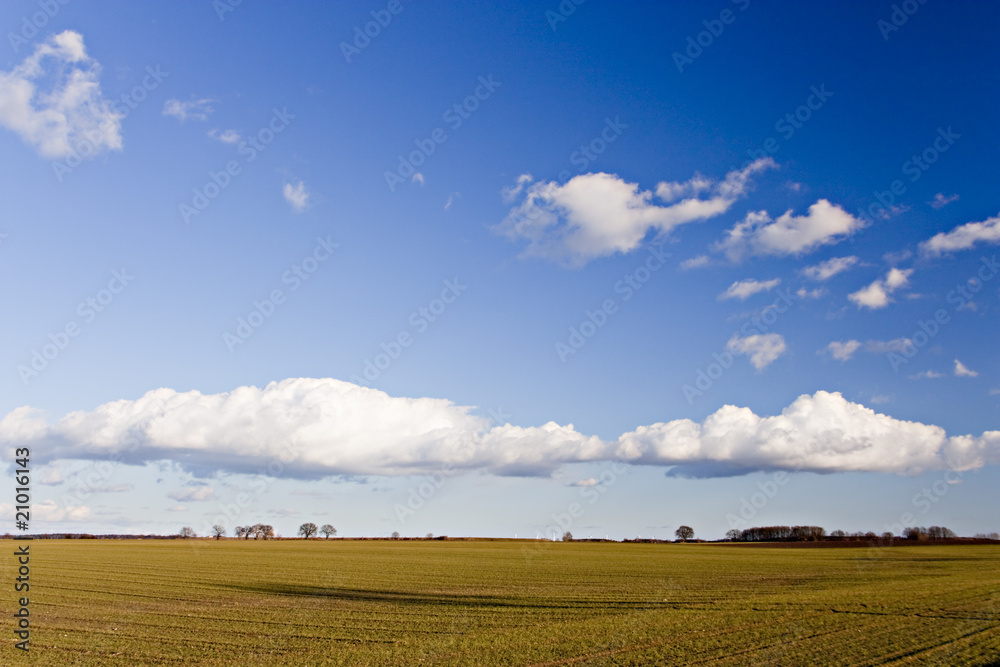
[261,524,274,540]
[674,526,694,542]
[725,529,741,541]
[320,524,337,539]
[211,524,226,540]
[298,522,318,539]
[562,531,573,542]
[180,526,197,539]
[391,531,400,540]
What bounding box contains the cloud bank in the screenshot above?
[3,379,997,479]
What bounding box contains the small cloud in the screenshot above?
[929,193,959,209]
[102,484,133,493]
[801,256,858,281]
[208,128,240,144]
[502,173,533,202]
[909,370,944,379]
[718,278,781,301]
[865,338,913,354]
[162,98,215,122]
[283,181,309,212]
[412,173,425,186]
[869,394,893,405]
[990,388,1000,396]
[444,192,460,210]
[39,467,64,485]
[883,249,912,265]
[796,287,825,299]
[785,181,803,192]
[954,359,979,377]
[848,268,913,310]
[168,485,215,502]
[920,214,1000,256]
[727,333,786,370]
[570,478,598,487]
[167,505,187,512]
[825,340,861,361]
[680,255,711,270]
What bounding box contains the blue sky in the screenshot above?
[1,0,998,540]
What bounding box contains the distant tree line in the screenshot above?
[724,525,961,542]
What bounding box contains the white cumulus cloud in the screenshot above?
[716,200,864,261]
[0,30,123,159]
[496,159,775,266]
[848,268,913,309]
[0,382,997,478]
[825,340,861,361]
[726,333,787,370]
[920,214,1000,255]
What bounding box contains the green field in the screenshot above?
[4,539,999,665]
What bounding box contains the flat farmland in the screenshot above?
[4,540,999,665]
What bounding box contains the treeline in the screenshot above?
[725,525,963,542]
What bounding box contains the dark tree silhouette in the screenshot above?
[298,522,318,539]
[675,526,694,542]
[179,526,196,539]
[320,524,337,539]
[211,524,226,540]
[562,531,573,542]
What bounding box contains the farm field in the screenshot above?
[4,539,999,666]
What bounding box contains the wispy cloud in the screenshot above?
[283,181,309,212]
[208,128,240,143]
[496,159,775,267]
[801,256,858,281]
[954,359,979,377]
[163,98,215,121]
[928,192,959,209]
[718,278,781,301]
[0,30,123,159]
